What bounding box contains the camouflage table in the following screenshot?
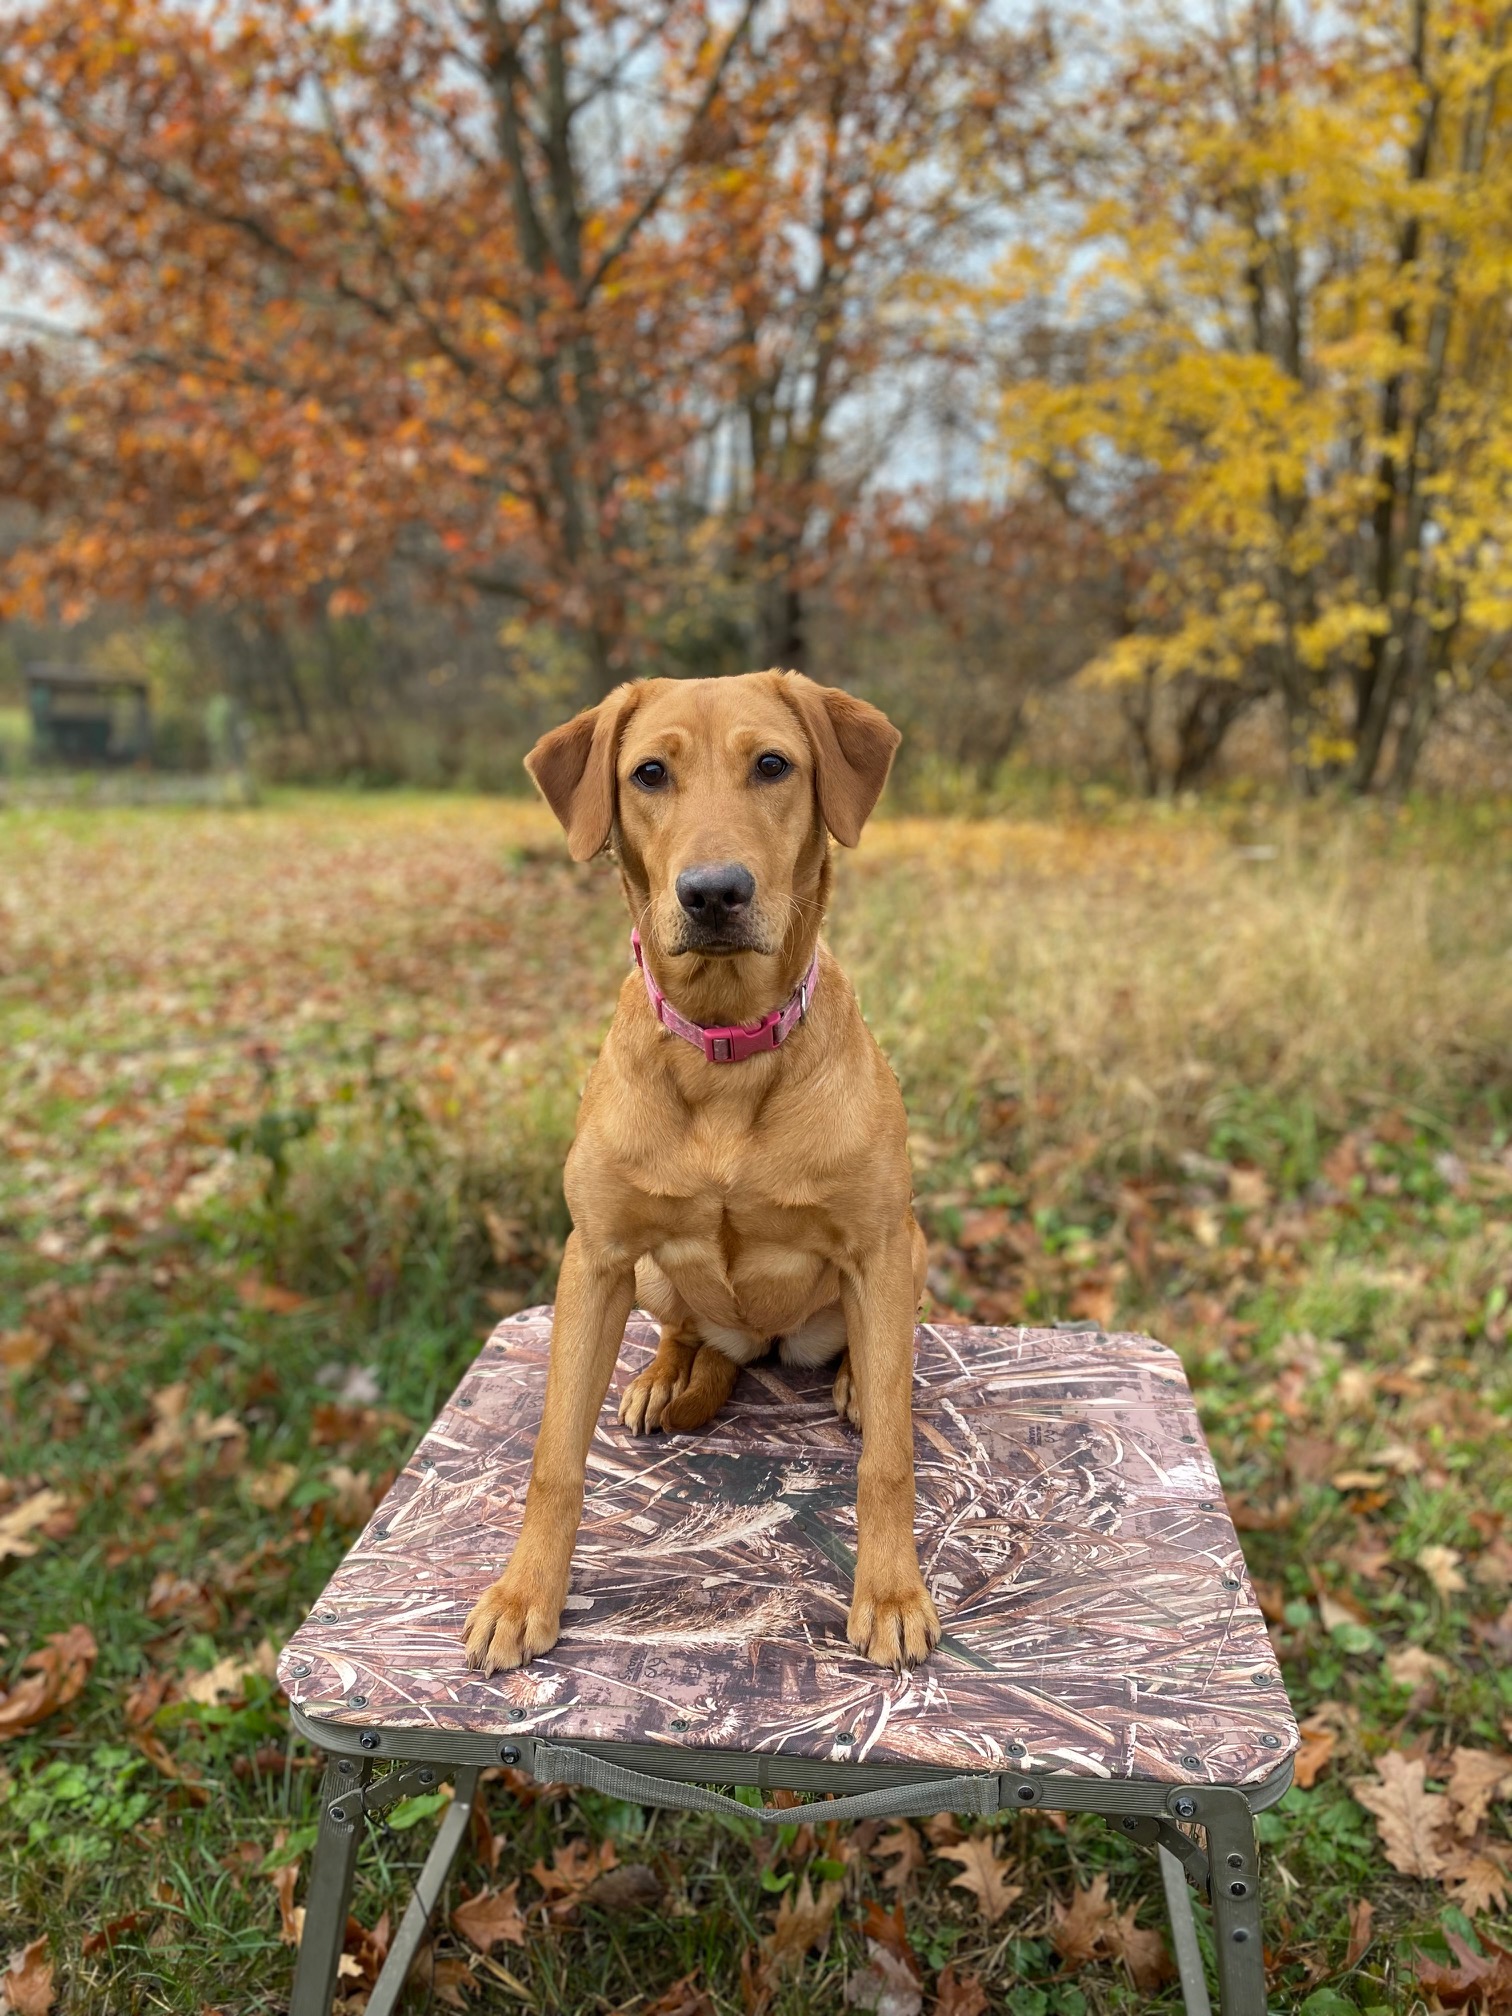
[281,1311,1297,2016]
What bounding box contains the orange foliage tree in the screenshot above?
[0,0,1052,693]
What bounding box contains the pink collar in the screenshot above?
[630,930,818,1064]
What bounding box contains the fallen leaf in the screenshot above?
[931,1966,988,2016]
[529,1837,618,1913]
[873,1824,926,1894]
[0,1328,51,1375]
[236,1276,310,1314]
[860,1900,921,1979]
[183,1645,276,1706]
[1446,1747,1512,1836]
[1441,1847,1512,1916]
[81,1912,145,1957]
[1413,1928,1512,2009]
[1383,1645,1450,1695]
[323,1464,376,1527]
[1050,1872,1116,1965]
[1344,1898,1372,1970]
[934,1836,1022,1925]
[1292,1721,1337,1789]
[1351,1752,1452,1879]
[427,1953,478,2009]
[270,1862,302,1945]
[1103,1897,1174,1989]
[636,1977,716,2016]
[763,1874,843,1970]
[922,1812,964,1847]
[451,1882,527,1953]
[1,1939,53,2016]
[0,1625,97,1741]
[1227,1166,1271,1210]
[245,1462,299,1510]
[1417,1544,1468,1597]
[0,1491,69,1564]
[845,1942,923,2016]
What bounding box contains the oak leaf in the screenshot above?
[1413,1930,1512,2010]
[860,1899,921,1979]
[0,1624,97,1741]
[934,1836,1022,1924]
[1049,1872,1114,1965]
[638,1978,716,2016]
[845,1941,923,2016]
[0,1491,69,1564]
[451,1881,527,1953]
[931,1966,988,2016]
[1292,1721,1336,1789]
[1350,1752,1451,1879]
[1418,1544,1468,1597]
[763,1874,843,1970]
[1442,1849,1511,1917]
[1344,1898,1373,1971]
[1446,1746,1512,1837]
[873,1823,926,1893]
[0,1939,53,2016]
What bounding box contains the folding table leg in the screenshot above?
[1159,1844,1213,2016]
[365,1765,483,2016]
[289,1757,372,2016]
[1199,1792,1269,2016]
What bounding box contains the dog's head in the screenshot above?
[525,670,899,979]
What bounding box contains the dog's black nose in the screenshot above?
[676,861,755,918]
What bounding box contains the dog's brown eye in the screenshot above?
[631,760,668,790]
[754,752,790,781]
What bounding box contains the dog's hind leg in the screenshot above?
[660,1341,742,1432]
[618,1324,700,1435]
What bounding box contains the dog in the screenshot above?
[462,670,940,1675]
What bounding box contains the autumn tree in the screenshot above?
[679,0,1053,668]
[993,0,1512,792]
[0,0,763,694]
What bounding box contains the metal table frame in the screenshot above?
[287,1702,1291,2016]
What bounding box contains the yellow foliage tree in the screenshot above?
[996,0,1512,791]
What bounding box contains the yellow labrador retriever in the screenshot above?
[462,670,939,1674]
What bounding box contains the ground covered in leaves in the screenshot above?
[1,789,1509,2016]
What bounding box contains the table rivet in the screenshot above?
[1006,1741,1027,1757]
[835,1732,854,1745]
[670,1718,690,1732]
[1226,1852,1245,1869]
[419,1769,436,1786]
[1229,1880,1249,1898]
[1121,1816,1139,1832]
[339,1760,355,1775]
[1171,1795,1198,1819]
[330,1805,347,1822]
[1259,1733,1281,1748]
[1180,1434,1198,1444]
[359,1732,379,1751]
[1221,1576,1240,1590]
[373,1526,388,1540]
[1180,1754,1201,1770]
[1198,1500,1215,1510]
[289,1663,311,1678]
[1014,1783,1037,1803]
[1232,1929,1251,1945]
[350,1695,369,1709]
[508,1707,526,1722]
[319,1611,338,1623]
[457,1395,473,1408]
[1250,1672,1270,1686]
[500,1744,521,1764]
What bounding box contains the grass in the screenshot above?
[0,787,1509,2015]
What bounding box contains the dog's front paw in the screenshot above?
[462,1571,563,1675]
[618,1359,688,1435]
[847,1577,941,1672]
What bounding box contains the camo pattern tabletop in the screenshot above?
[279,1311,1297,1786]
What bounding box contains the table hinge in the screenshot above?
[1107,1812,1211,1896]
[326,1762,448,1828]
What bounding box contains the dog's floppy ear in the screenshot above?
[778,672,901,847]
[525,684,641,861]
